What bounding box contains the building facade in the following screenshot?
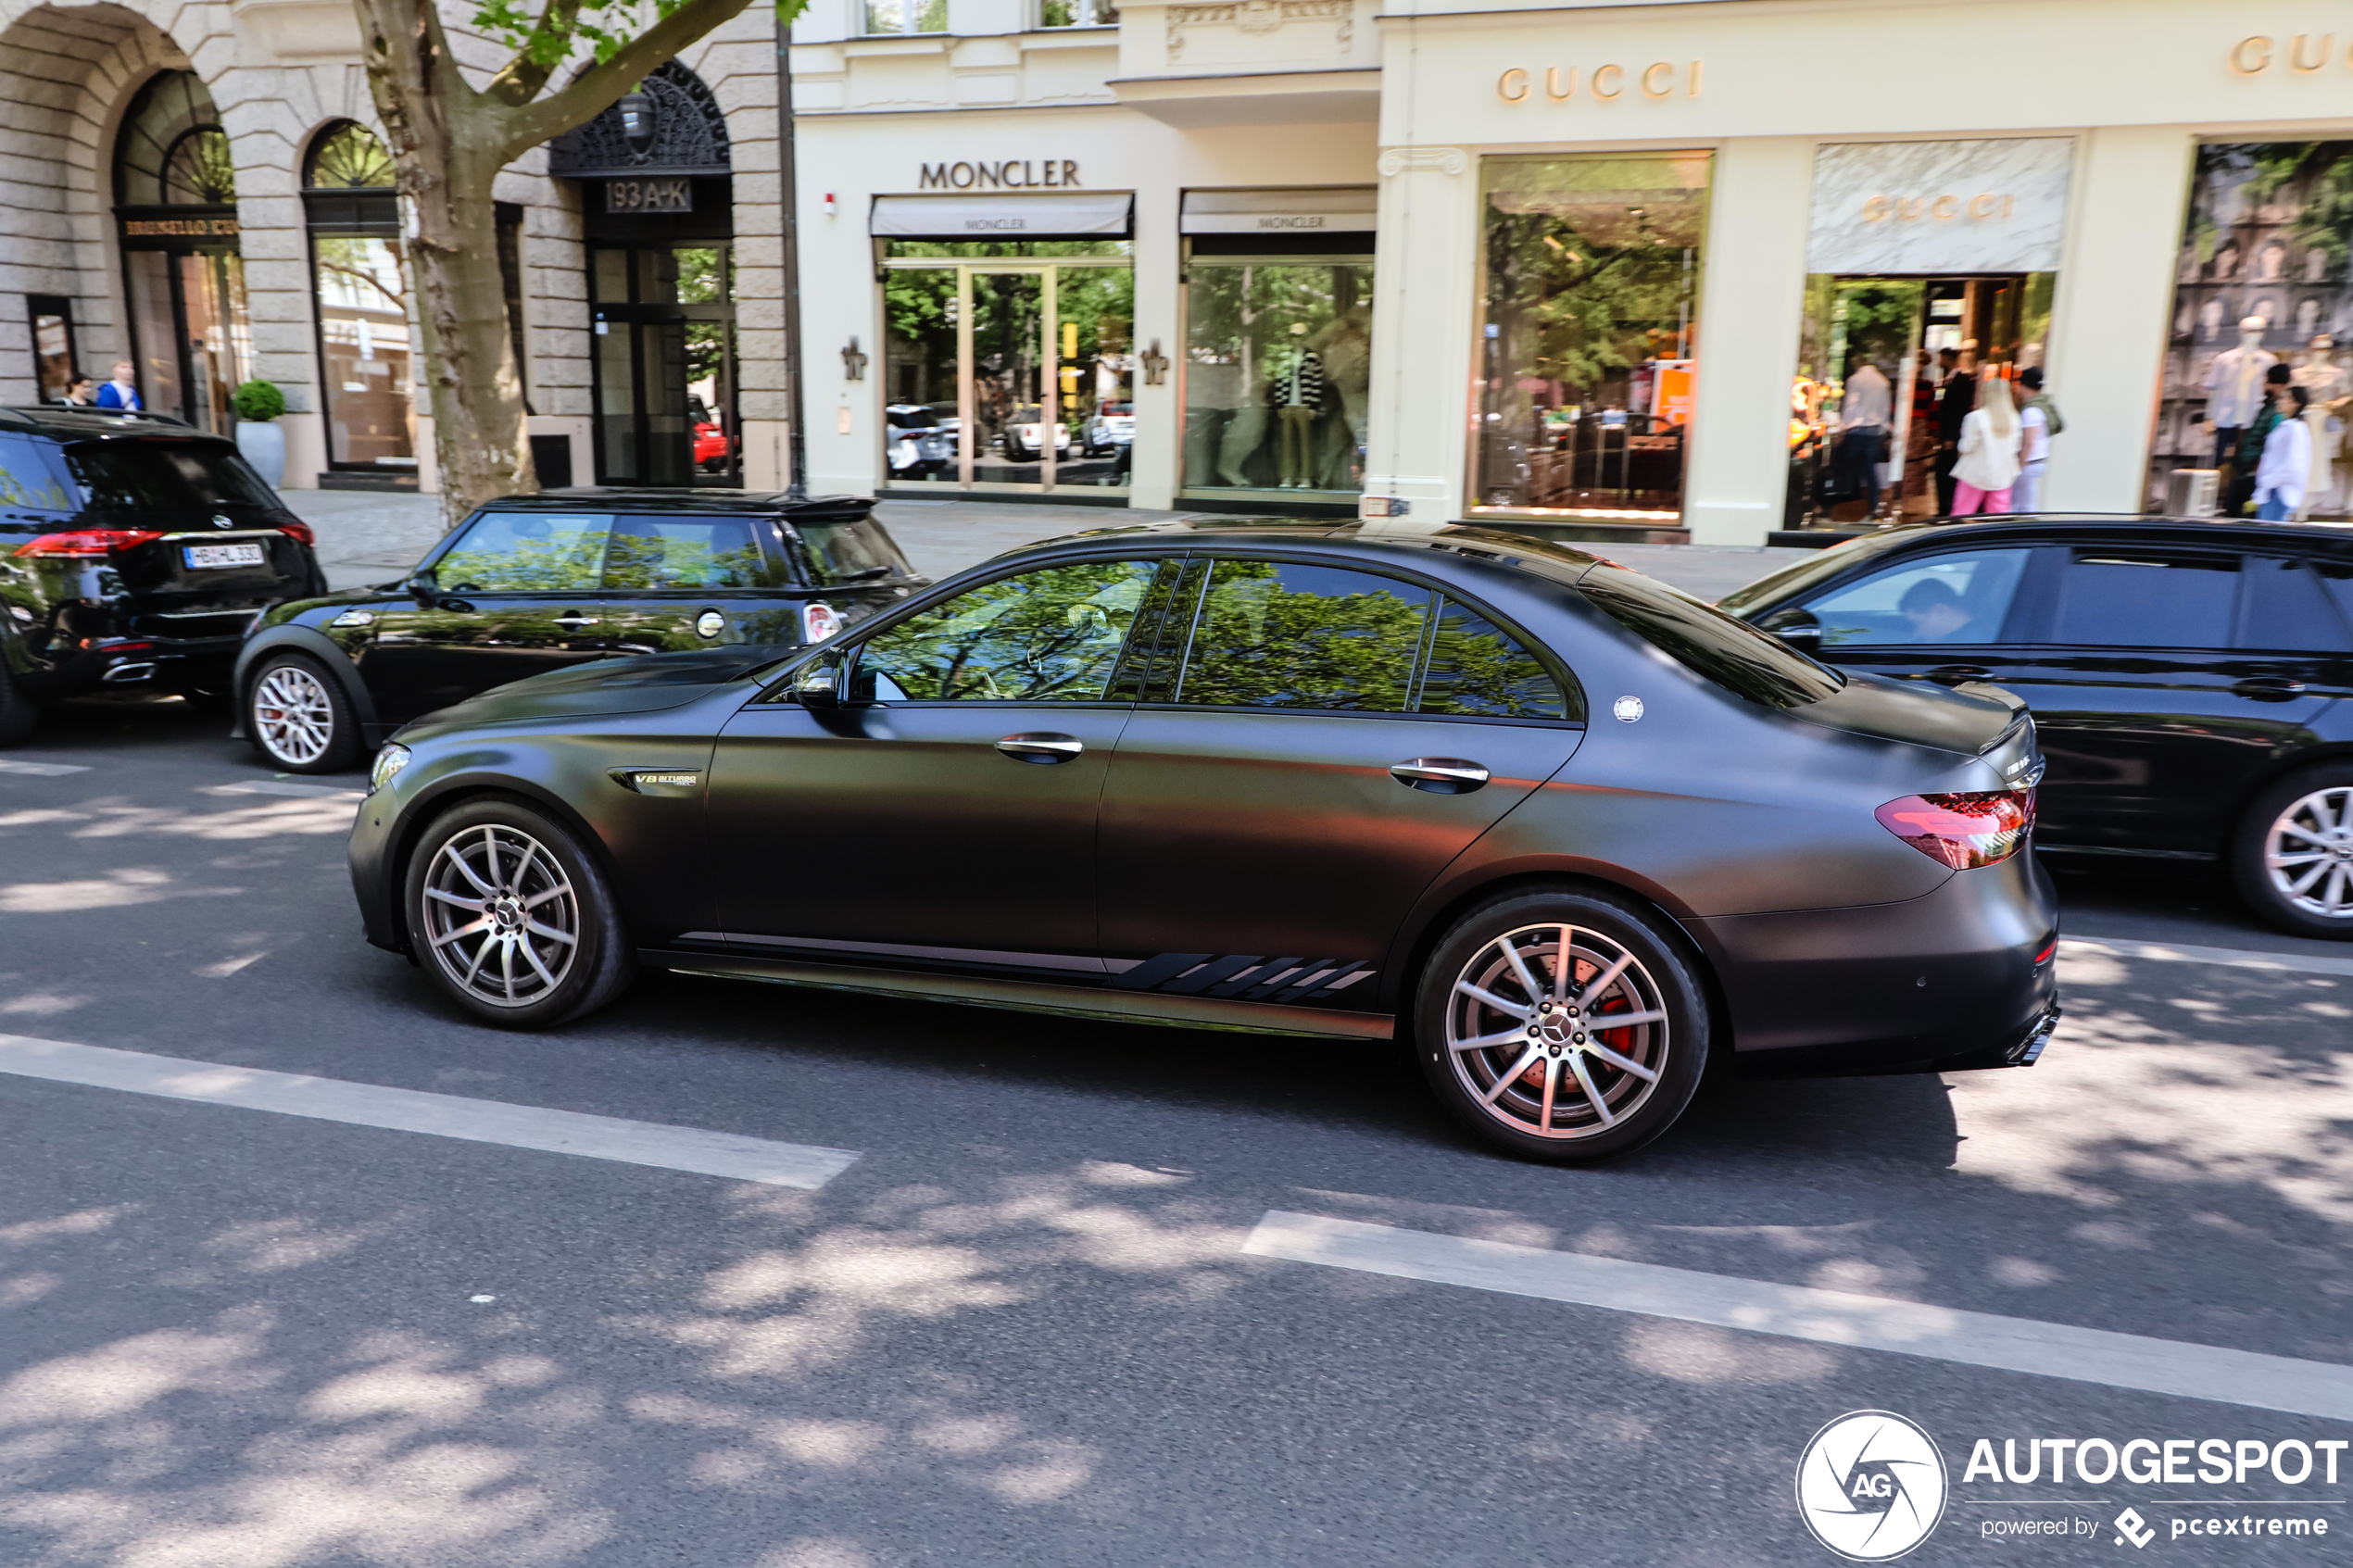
[7,0,2353,546]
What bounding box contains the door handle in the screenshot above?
[1390,758,1491,795]
[996,733,1084,764]
[1923,664,1991,686]
[552,615,601,628]
[2233,676,2308,701]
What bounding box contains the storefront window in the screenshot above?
[28,297,76,402]
[1183,259,1372,499]
[304,122,414,473]
[114,70,250,433]
[1473,153,1709,520]
[2154,144,2353,521]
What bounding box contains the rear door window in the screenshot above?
[1418,598,1579,721]
[0,436,74,514]
[602,515,775,589]
[434,513,612,594]
[60,438,278,510]
[2049,549,2238,649]
[2237,556,2353,653]
[853,558,1163,702]
[1175,558,1433,711]
[1799,548,2032,646]
[2309,560,2353,641]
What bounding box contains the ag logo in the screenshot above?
[1795,1411,1948,1561]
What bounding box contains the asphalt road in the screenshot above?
[0,696,2347,1568]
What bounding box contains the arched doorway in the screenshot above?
[114,69,249,431]
[550,61,738,487]
[303,121,418,481]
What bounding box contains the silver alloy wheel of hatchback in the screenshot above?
[1444,922,1670,1141]
[420,823,581,1008]
[251,663,337,766]
[2264,784,2353,921]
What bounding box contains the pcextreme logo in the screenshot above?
[1797,1411,1951,1561]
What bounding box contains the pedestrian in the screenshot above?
[59,374,95,407]
[1932,345,1976,513]
[2013,367,2060,512]
[2255,383,2313,521]
[94,359,141,411]
[1948,373,2023,515]
[2230,363,2295,514]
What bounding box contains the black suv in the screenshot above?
[233,488,925,772]
[0,407,324,741]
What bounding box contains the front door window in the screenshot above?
[852,558,1164,702]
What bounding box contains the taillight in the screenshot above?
[14,529,164,558]
[1876,789,2036,870]
[278,520,315,547]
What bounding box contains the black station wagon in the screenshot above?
[234,489,922,772]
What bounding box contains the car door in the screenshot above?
[700,556,1171,966]
[593,511,807,653]
[1094,555,1585,994]
[354,509,615,722]
[1982,544,2333,854]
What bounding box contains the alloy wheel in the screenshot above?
[419,823,581,1008]
[251,664,336,766]
[1443,922,1670,1141]
[2265,785,2353,921]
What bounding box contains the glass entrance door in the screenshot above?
[590,245,738,487]
[879,257,1132,495]
[123,245,251,433]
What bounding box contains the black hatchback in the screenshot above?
[234,488,924,773]
[0,407,324,741]
[1720,517,2353,937]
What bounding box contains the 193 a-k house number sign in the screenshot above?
[606,177,692,214]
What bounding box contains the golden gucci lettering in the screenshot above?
[1861,193,2016,223]
[1497,60,1702,103]
[2229,33,2353,74]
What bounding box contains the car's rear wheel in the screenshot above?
[1415,890,1709,1162]
[246,654,359,773]
[2234,764,2353,939]
[405,798,635,1027]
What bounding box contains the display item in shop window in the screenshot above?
[1267,342,1327,490]
[2203,317,2280,491]
[2290,334,2349,519]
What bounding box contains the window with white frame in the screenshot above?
[865,0,945,31]
[1041,0,1117,25]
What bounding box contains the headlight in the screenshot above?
[368,743,411,794]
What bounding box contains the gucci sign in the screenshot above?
[1497,61,1703,102]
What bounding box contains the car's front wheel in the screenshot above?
[246,653,360,773]
[2234,764,2353,939]
[1414,889,1709,1162]
[404,797,636,1027]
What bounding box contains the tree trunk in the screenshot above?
[409,147,535,527]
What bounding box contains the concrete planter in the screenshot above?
[235,420,286,488]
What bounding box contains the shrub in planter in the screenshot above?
[233,381,289,486]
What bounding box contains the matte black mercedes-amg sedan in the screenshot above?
[348,521,2058,1161]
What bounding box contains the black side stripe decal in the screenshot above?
[1107,952,1213,991]
[1160,955,1264,996]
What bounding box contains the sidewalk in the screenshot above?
[278,489,1814,599]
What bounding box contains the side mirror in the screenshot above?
[404,570,438,608]
[793,652,844,709]
[1756,606,1822,647]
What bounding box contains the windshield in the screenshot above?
[1577,564,1846,709]
[1715,532,1921,615]
[796,517,916,585]
[889,408,939,429]
[62,438,279,511]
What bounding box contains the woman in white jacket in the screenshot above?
[1948,374,2024,514]
[2256,383,2314,521]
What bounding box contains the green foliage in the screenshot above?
[858,560,1158,701]
[1182,561,1429,711]
[232,380,286,421]
[436,514,608,592]
[1419,603,1569,720]
[601,524,776,589]
[468,0,809,73]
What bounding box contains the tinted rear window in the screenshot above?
[796,518,916,585]
[0,435,74,514]
[2238,557,2353,653]
[61,438,278,510]
[2051,550,2237,649]
[1577,565,1846,709]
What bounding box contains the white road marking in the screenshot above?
[0,1034,860,1189]
[1244,1211,2353,1420]
[0,759,92,776]
[204,781,367,801]
[2061,935,2353,980]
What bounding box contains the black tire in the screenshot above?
[1414,888,1710,1162]
[0,664,38,746]
[403,797,636,1027]
[2232,763,2353,939]
[245,653,361,773]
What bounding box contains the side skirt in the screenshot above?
[637,947,1396,1041]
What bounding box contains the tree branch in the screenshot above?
[497,0,754,160]
[484,0,585,107]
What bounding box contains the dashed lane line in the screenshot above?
[202,781,368,801]
[1244,1211,2353,1421]
[0,1034,860,1189]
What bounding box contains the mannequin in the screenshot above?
[2291,334,2349,519]
[1269,321,1327,489]
[1310,298,1372,490]
[2204,316,2278,508]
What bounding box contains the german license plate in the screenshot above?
[183,542,266,570]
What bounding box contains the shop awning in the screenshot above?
[1179,187,1378,236]
[869,192,1133,239]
